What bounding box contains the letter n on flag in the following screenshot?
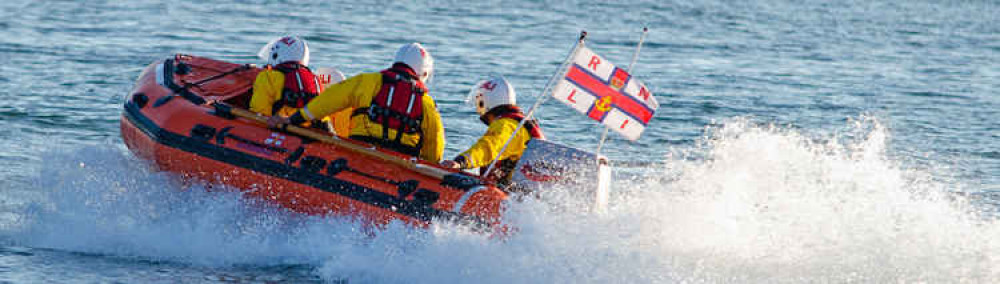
[550,46,658,141]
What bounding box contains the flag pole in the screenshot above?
[595,26,648,154]
[482,31,588,178]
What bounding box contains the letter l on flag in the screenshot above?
[550,46,658,141]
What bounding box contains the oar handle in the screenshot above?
[219,104,454,180]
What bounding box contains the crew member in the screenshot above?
[267,43,445,162]
[250,36,349,135]
[440,76,544,184]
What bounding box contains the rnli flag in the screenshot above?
[550,46,658,141]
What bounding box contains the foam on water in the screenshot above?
[4,146,374,268]
[4,117,998,282]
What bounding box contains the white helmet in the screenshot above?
[257,36,310,67]
[467,76,516,116]
[393,42,433,83]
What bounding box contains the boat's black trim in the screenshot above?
[122,101,489,227]
[210,103,237,120]
[442,173,484,191]
[132,93,148,108]
[321,159,440,206]
[190,124,216,141]
[285,147,304,165]
[152,94,174,108]
[299,156,327,174]
[160,58,207,105]
[216,126,288,153]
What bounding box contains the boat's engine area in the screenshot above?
[509,140,611,211]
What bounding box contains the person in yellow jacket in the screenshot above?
[440,76,545,184]
[249,36,352,136]
[267,43,445,162]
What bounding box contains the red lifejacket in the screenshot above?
[271,62,321,114]
[353,64,427,153]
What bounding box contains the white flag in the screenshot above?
[550,46,658,141]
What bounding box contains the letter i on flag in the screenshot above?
[550,46,658,141]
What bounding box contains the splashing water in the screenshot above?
[5,146,373,268]
[5,117,998,283]
[626,117,1000,282]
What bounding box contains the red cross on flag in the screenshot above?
[550,46,658,141]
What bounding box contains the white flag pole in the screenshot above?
[482,31,588,178]
[595,26,648,154]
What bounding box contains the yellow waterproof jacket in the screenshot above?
[297,72,445,162]
[250,69,299,116]
[249,69,352,136]
[455,117,534,169]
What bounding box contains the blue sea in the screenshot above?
[1,0,998,282]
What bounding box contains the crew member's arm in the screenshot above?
[452,121,513,169]
[287,73,375,125]
[418,95,445,162]
[249,70,283,115]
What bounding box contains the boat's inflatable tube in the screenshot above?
[120,54,506,230]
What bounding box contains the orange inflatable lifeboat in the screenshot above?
[120,54,506,230]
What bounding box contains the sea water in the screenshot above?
[0,0,997,282]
